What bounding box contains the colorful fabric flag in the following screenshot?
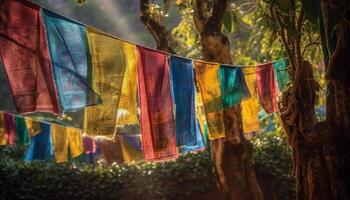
[273,59,290,91]
[256,63,279,114]
[84,28,127,136]
[82,134,96,154]
[15,116,30,145]
[24,122,54,161]
[194,61,225,140]
[52,125,84,163]
[137,46,178,161]
[4,113,15,145]
[219,65,251,107]
[0,113,7,145]
[43,9,101,111]
[241,67,260,133]
[182,120,205,153]
[169,56,197,147]
[119,134,143,162]
[195,92,209,145]
[25,118,41,137]
[0,0,59,114]
[116,43,138,125]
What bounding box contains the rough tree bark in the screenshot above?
[191,1,263,199]
[268,0,350,199]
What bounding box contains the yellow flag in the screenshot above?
[84,28,126,136]
[241,67,260,133]
[25,118,41,137]
[195,92,209,137]
[194,61,225,140]
[116,42,138,125]
[119,134,143,162]
[52,125,84,163]
[0,113,7,145]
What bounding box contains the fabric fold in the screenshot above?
[4,113,15,145]
[256,63,279,114]
[273,59,290,91]
[84,28,127,136]
[241,67,260,133]
[119,134,143,162]
[15,116,30,145]
[43,9,101,111]
[25,118,41,137]
[219,65,251,107]
[0,0,59,114]
[194,61,225,140]
[169,56,197,147]
[116,43,138,125]
[24,122,54,161]
[52,125,84,163]
[0,113,7,145]
[137,46,178,161]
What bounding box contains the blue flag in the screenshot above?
[169,56,197,147]
[24,122,54,161]
[43,9,100,111]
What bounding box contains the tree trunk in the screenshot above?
[192,1,263,199]
[278,0,350,199]
[139,0,263,199]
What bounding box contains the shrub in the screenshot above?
[0,132,295,200]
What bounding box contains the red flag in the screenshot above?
[256,63,279,114]
[0,0,59,114]
[137,46,178,161]
[3,113,15,145]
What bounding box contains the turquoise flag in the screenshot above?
[273,59,290,91]
[219,65,251,108]
[15,116,30,145]
[43,9,100,111]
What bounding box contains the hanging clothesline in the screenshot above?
[30,0,289,68]
[0,110,83,132]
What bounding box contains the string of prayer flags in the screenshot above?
[0,0,60,114]
[273,59,290,91]
[116,43,139,125]
[15,116,30,145]
[219,65,251,107]
[24,122,54,161]
[84,28,127,136]
[256,63,279,114]
[51,125,84,163]
[119,134,143,162]
[4,113,15,145]
[169,56,197,147]
[0,113,7,145]
[43,9,101,111]
[194,61,225,140]
[137,46,178,161]
[241,67,260,133]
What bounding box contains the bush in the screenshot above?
[0,132,295,200]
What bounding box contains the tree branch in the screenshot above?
[192,0,207,34]
[139,0,175,53]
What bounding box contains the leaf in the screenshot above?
[223,11,234,33]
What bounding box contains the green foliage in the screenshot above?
[253,131,296,200]
[0,131,295,200]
